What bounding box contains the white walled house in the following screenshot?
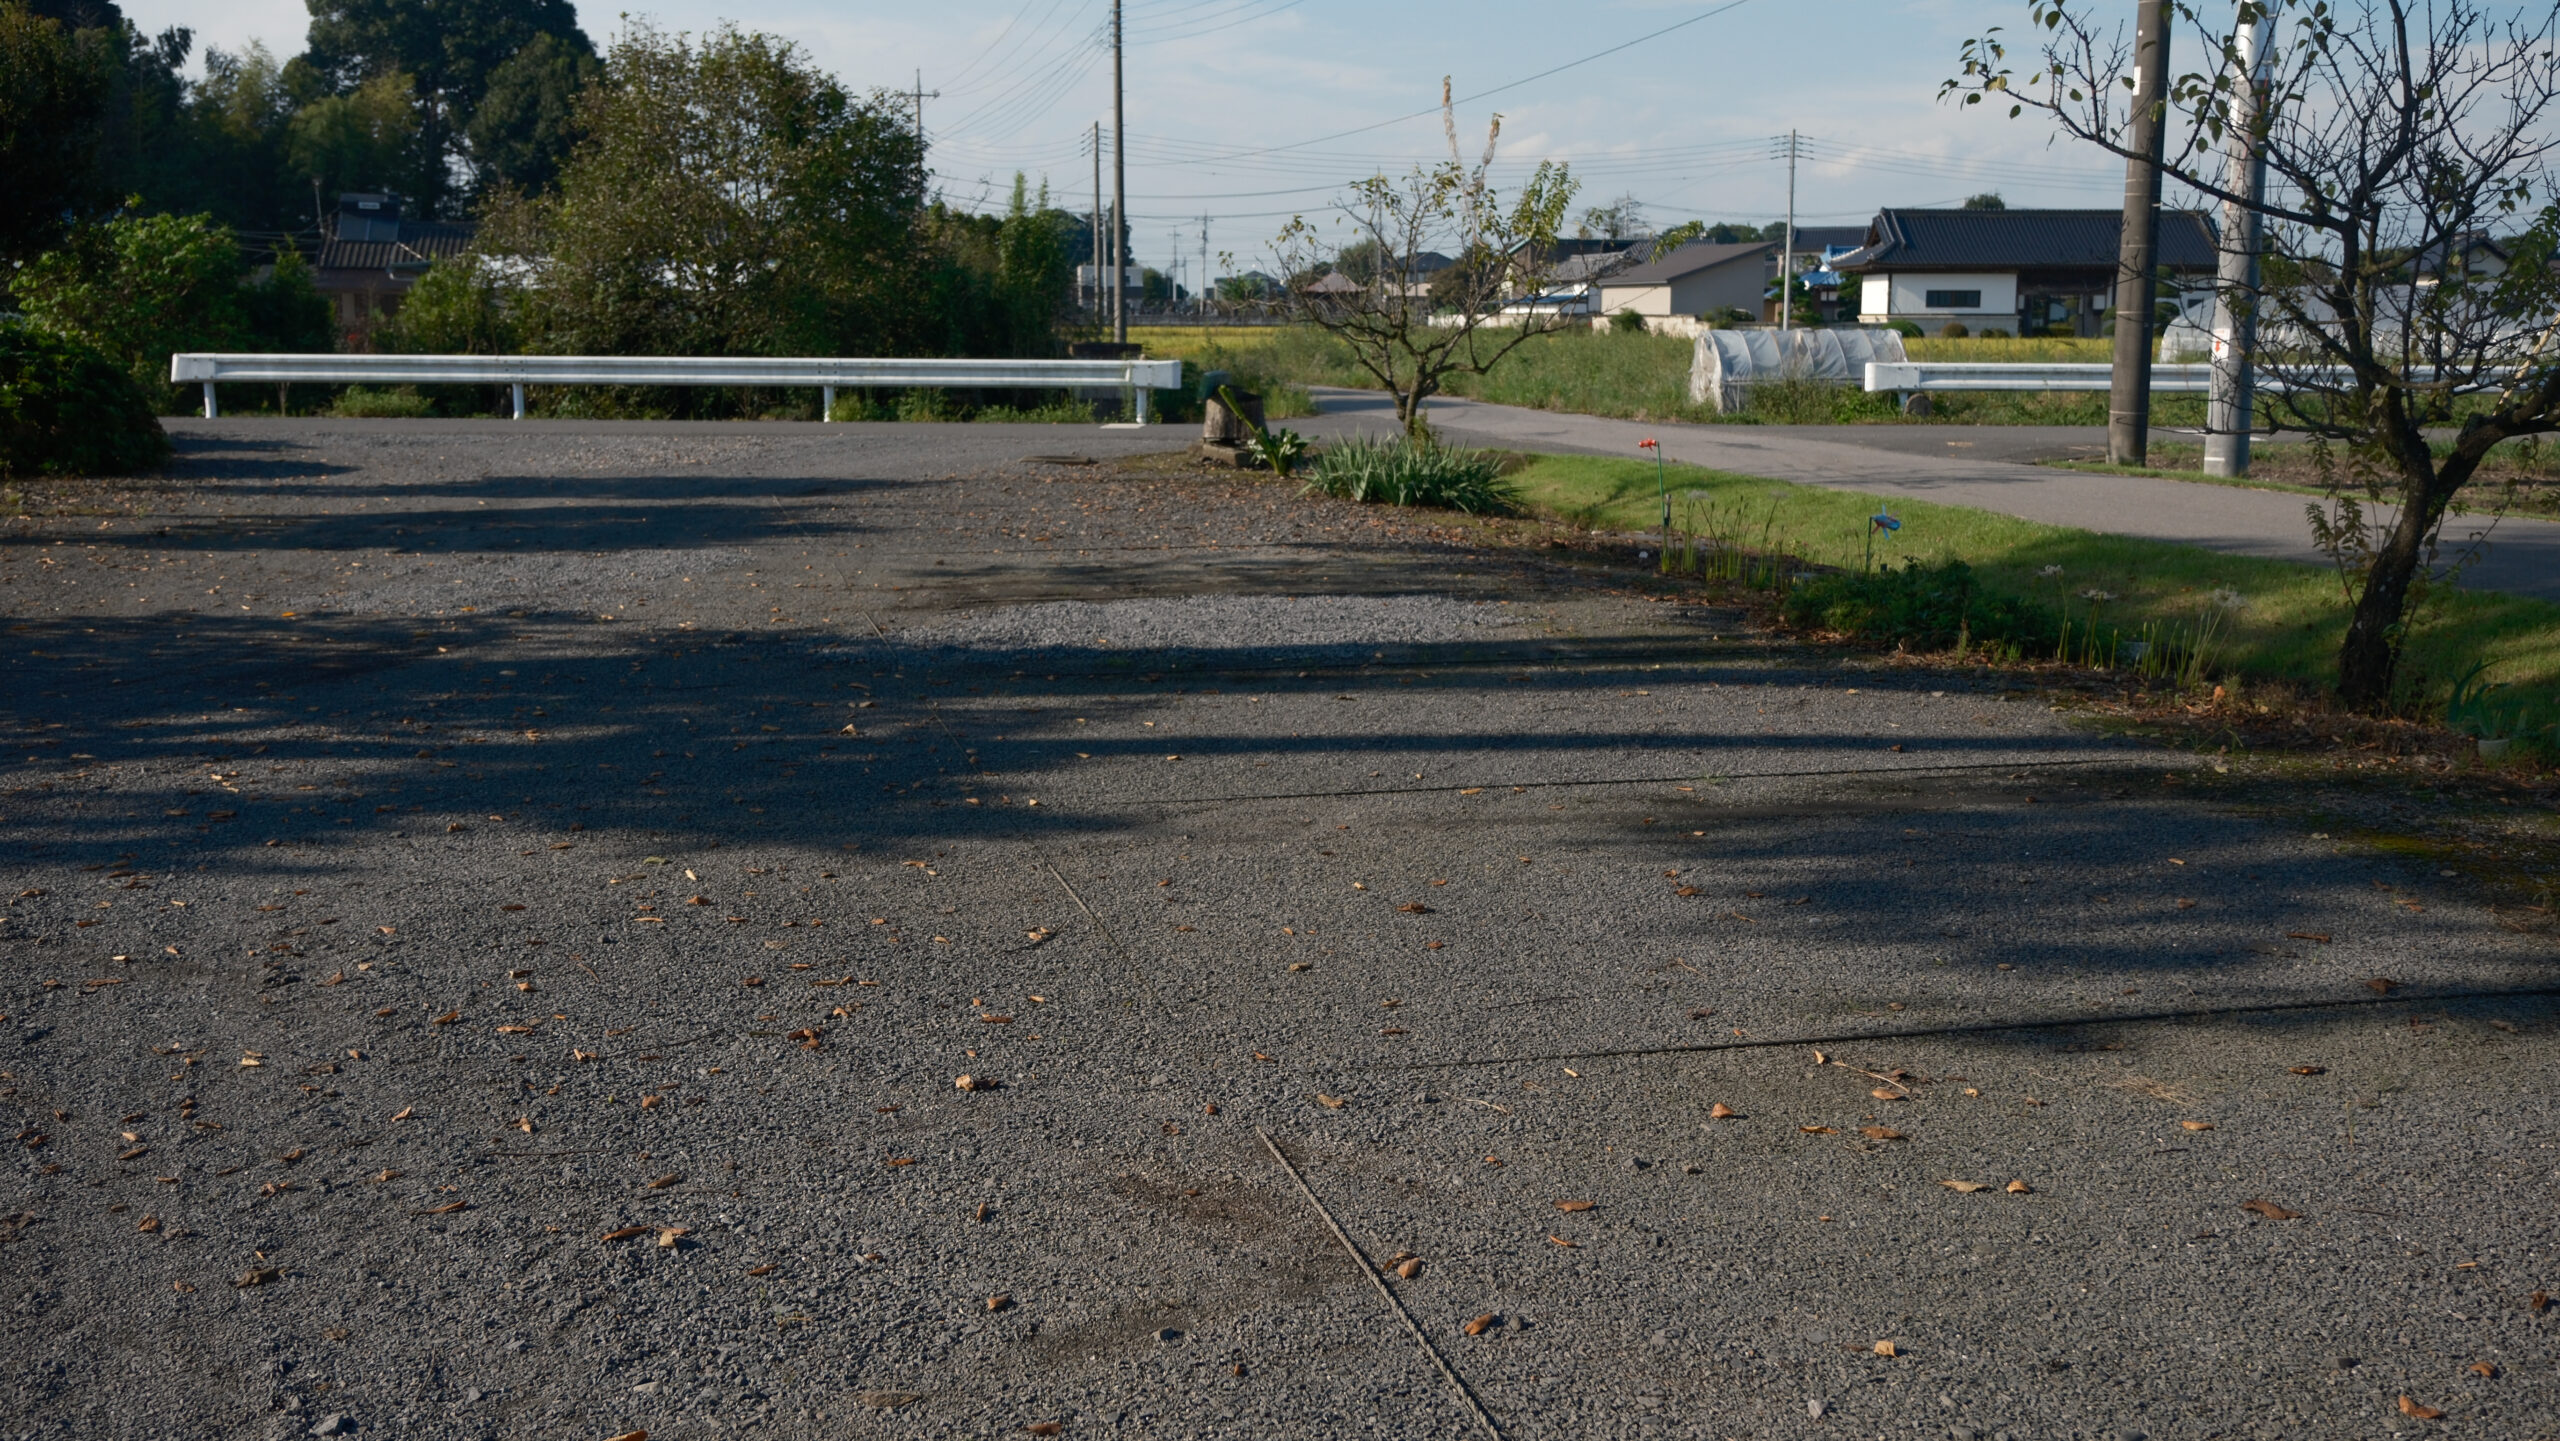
[1589,241,1775,321]
[1836,208,2218,336]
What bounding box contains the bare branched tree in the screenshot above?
[1945,0,2560,708]
[1273,81,1577,438]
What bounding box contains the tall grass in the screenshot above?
[1126,324,2206,427]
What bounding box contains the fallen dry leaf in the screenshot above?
[431,1010,460,1025]
[600,1226,648,1242]
[1940,1180,1989,1193]
[2470,1361,2498,1378]
[1316,1094,1347,1109]
[605,1432,647,1441]
[2006,1180,2032,1195]
[1553,1200,1595,1213]
[1709,1103,1738,1119]
[1394,1257,1423,1280]
[1546,1235,1578,1248]
[885,1157,917,1167]
[955,1075,984,1093]
[2290,1065,2326,1075]
[389,1106,414,1122]
[415,1200,468,1216]
[1800,1125,1837,1135]
[2398,1396,2443,1420]
[2182,1120,2217,1132]
[2366,977,2400,994]
[647,1174,681,1190]
[1860,1126,1905,1141]
[2241,1198,2301,1220]
[2530,1290,2550,1314]
[655,1227,687,1249]
[1464,1313,1497,1336]
[137,1215,160,1233]
[1872,1340,1897,1357]
[2288,931,2332,943]
[234,1267,281,1288]
[986,1294,1011,1311]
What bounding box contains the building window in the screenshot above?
[1925,289,1983,309]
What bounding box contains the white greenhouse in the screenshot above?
[1688,327,1910,413]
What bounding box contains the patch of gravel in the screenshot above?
[278,547,748,616]
[847,593,1525,661]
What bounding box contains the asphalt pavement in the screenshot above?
[1298,391,2560,605]
[2,417,2555,1441]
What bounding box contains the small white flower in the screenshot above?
[2210,587,2247,611]
[2080,588,2116,602]
[2038,565,2064,578]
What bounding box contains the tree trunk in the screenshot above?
[2334,465,2448,710]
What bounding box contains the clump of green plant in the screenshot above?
[0,316,171,478]
[2443,661,2544,745]
[1781,558,2050,655]
[1301,435,1521,515]
[329,386,438,418]
[1664,487,1791,589]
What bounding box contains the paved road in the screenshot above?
[2,418,2555,1440]
[1301,390,2560,604]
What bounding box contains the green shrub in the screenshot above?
[1780,558,2050,652]
[0,316,171,477]
[1940,321,1969,339]
[329,386,438,418]
[1303,436,1521,515]
[1609,309,1647,334]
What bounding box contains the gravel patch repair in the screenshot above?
[1,418,2555,1441]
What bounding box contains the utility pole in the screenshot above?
[1777,129,1799,330]
[910,70,939,150]
[1111,0,1128,343]
[2203,11,2273,477]
[2108,0,2173,466]
[1200,214,1211,320]
[1090,122,1104,318]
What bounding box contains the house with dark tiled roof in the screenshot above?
[1834,208,2218,336]
[314,193,475,345]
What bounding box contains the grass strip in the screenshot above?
[1504,452,2560,721]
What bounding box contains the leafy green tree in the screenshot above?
[378,253,521,353]
[0,0,118,260]
[286,68,426,197]
[303,0,590,216]
[481,21,926,380]
[1960,192,2005,210]
[10,211,330,406]
[464,29,596,195]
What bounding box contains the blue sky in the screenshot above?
[124,0,2140,279]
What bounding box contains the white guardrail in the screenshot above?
[169,352,1189,423]
[1862,361,2452,394]
[1864,362,2218,393]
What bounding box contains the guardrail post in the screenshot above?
[822,385,835,423]
[1131,379,1147,425]
[202,381,217,419]
[511,383,526,421]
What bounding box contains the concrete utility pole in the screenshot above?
[1777,129,1799,330]
[1091,122,1104,317]
[910,70,939,149]
[1200,213,1211,319]
[2108,0,2173,466]
[1111,0,1127,343]
[2203,12,2273,477]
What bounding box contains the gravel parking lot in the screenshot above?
[3,418,2555,1441]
